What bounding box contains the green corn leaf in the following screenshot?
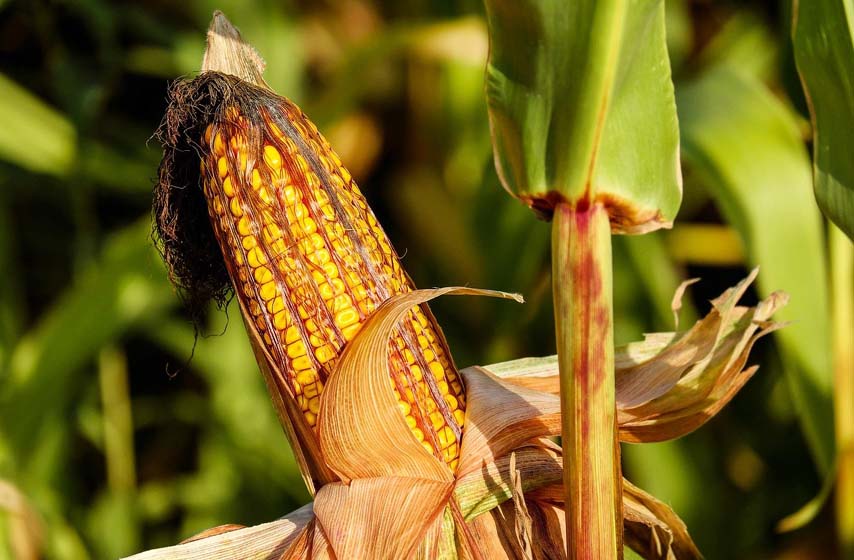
[0,220,175,461]
[677,66,834,472]
[483,0,681,233]
[0,73,75,176]
[792,0,854,240]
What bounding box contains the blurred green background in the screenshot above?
[0,0,840,558]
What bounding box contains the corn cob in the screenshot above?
[196,91,465,469]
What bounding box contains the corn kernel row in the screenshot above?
[198,102,465,468]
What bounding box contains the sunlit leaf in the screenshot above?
[0,73,75,176]
[483,0,680,232]
[676,66,834,472]
[793,0,854,239]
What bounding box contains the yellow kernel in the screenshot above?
[405,415,417,429]
[422,441,435,454]
[322,261,339,279]
[444,394,458,410]
[429,412,445,430]
[242,235,257,250]
[247,247,268,267]
[263,145,281,168]
[308,397,321,414]
[251,169,262,189]
[254,266,273,283]
[315,345,336,363]
[410,365,423,382]
[418,336,429,349]
[238,216,252,235]
[438,381,449,395]
[437,426,455,448]
[398,400,412,416]
[304,382,320,398]
[204,125,213,145]
[287,341,307,358]
[429,362,445,379]
[453,409,465,425]
[213,132,225,155]
[218,157,228,178]
[283,185,297,204]
[334,309,358,329]
[229,197,243,217]
[212,197,224,216]
[268,296,284,313]
[424,349,435,362]
[332,294,352,313]
[411,428,424,442]
[292,355,312,371]
[296,371,316,385]
[274,310,288,330]
[259,282,277,301]
[285,326,300,343]
[342,323,361,341]
[264,223,282,242]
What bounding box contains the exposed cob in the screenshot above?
[164,75,465,469]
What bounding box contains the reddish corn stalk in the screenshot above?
[552,202,622,558]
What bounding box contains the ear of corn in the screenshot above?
[198,97,465,469]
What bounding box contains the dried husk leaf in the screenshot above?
[120,504,314,560]
[317,287,522,483]
[622,479,702,560]
[454,446,562,520]
[480,272,788,443]
[509,453,535,560]
[457,368,561,477]
[312,477,452,560]
[671,278,700,329]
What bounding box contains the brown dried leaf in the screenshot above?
[509,453,534,560]
[623,479,701,560]
[478,273,787,443]
[671,278,700,329]
[120,504,314,560]
[457,367,561,477]
[317,287,521,483]
[313,477,452,560]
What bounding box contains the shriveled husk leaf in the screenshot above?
[311,287,521,559]
[457,367,561,476]
[313,477,451,559]
[121,504,313,560]
[622,480,701,560]
[128,274,788,559]
[318,287,522,483]
[481,271,788,443]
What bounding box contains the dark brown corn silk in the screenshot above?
[155,72,465,470]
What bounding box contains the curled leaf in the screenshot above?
[623,479,702,560]
[120,504,314,560]
[457,367,560,476]
[482,272,788,443]
[317,287,522,483]
[313,477,452,560]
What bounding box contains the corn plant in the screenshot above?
[123,11,795,559]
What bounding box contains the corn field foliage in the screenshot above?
[0,0,850,558]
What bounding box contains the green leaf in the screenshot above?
[792,0,854,239]
[0,220,175,461]
[483,0,681,233]
[677,66,834,472]
[0,73,76,176]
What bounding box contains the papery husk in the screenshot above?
[126,274,788,559]
[311,287,521,559]
[484,271,788,443]
[317,287,521,484]
[122,504,313,560]
[623,480,702,560]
